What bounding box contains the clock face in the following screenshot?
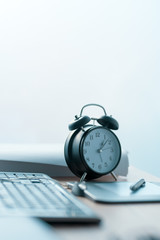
[81,127,121,174]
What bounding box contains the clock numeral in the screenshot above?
[95,132,100,137]
[85,141,90,147]
[104,162,108,167]
[92,163,95,168]
[83,149,87,154]
[98,164,102,170]
[110,148,114,153]
[86,157,90,162]
[109,156,112,161]
[90,135,93,140]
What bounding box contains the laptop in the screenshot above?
[0,172,100,223]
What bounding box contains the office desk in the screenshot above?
[54,166,160,240]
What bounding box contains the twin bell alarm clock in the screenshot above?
[64,104,121,180]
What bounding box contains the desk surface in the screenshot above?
[54,166,160,240]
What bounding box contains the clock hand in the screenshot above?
[100,147,112,151]
[97,146,112,154]
[99,152,103,163]
[98,139,111,153]
[99,139,108,151]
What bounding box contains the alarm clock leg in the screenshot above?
[111,171,117,181]
[80,172,87,183]
[70,172,87,196]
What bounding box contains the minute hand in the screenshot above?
[100,140,108,149]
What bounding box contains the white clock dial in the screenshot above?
[82,127,121,174]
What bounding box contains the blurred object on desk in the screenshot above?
[0,217,61,240]
[114,150,129,177]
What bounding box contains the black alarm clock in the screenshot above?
[64,103,121,180]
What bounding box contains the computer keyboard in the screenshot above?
[0,172,100,223]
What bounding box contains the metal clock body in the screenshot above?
[64,124,121,180]
[64,103,121,180]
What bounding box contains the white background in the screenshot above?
[0,1,160,176]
